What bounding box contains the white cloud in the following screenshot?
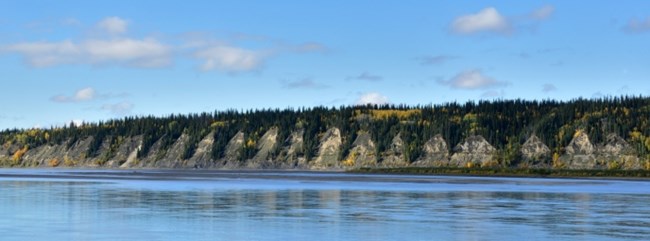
[51,87,97,103]
[542,84,557,93]
[418,55,457,65]
[1,17,324,72]
[283,78,329,89]
[450,6,555,35]
[291,42,328,53]
[347,72,383,82]
[530,5,555,20]
[355,92,389,106]
[83,38,171,67]
[451,7,511,35]
[481,90,504,98]
[438,69,507,90]
[2,38,171,68]
[194,45,266,72]
[97,17,128,35]
[101,101,134,116]
[623,17,650,33]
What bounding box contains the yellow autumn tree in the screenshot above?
[12,146,28,164]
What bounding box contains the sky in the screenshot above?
[0,0,649,130]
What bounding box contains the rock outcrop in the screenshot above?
[150,133,190,168]
[563,131,597,169]
[598,134,640,170]
[221,131,245,168]
[519,135,551,168]
[186,132,215,168]
[247,127,279,169]
[380,133,409,167]
[112,136,142,168]
[413,134,449,167]
[275,129,306,169]
[450,135,496,167]
[21,137,93,167]
[566,131,595,155]
[343,131,376,168]
[311,128,342,169]
[1,126,646,170]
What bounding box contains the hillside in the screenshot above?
[1,96,650,170]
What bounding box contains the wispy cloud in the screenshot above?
[51,87,97,103]
[542,84,557,93]
[101,101,134,116]
[529,5,555,20]
[417,55,457,65]
[2,38,172,68]
[282,78,329,90]
[97,16,128,35]
[438,69,508,90]
[355,92,389,106]
[481,90,505,98]
[1,17,324,72]
[51,87,129,103]
[451,7,511,35]
[194,45,268,73]
[190,39,326,73]
[450,5,554,36]
[622,17,650,33]
[346,72,383,82]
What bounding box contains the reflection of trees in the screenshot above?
[17,180,647,241]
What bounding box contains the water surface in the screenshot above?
[1,169,649,241]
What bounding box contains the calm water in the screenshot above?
[1,169,650,241]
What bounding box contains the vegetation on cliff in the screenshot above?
[1,96,649,170]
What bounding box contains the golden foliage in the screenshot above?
[573,129,584,138]
[64,156,76,166]
[607,160,621,170]
[342,152,357,167]
[552,152,564,169]
[466,162,475,168]
[210,121,228,128]
[48,158,60,167]
[630,130,643,141]
[356,109,421,120]
[12,146,28,162]
[246,139,256,148]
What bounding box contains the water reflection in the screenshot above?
[1,179,650,241]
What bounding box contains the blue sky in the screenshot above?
[1,1,649,129]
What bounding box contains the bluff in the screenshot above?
[1,97,649,170]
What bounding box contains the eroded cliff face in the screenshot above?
[310,128,342,170]
[450,135,496,167]
[380,133,409,167]
[1,127,647,170]
[221,131,245,168]
[599,134,640,170]
[413,134,449,167]
[343,131,376,168]
[113,135,142,168]
[21,137,93,167]
[150,133,190,168]
[186,131,215,168]
[561,131,598,169]
[519,135,551,168]
[275,129,305,169]
[247,127,279,169]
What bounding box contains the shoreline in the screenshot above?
[349,167,650,181]
[1,167,649,183]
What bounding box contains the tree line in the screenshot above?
[1,96,649,164]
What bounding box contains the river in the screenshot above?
[1,169,649,241]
